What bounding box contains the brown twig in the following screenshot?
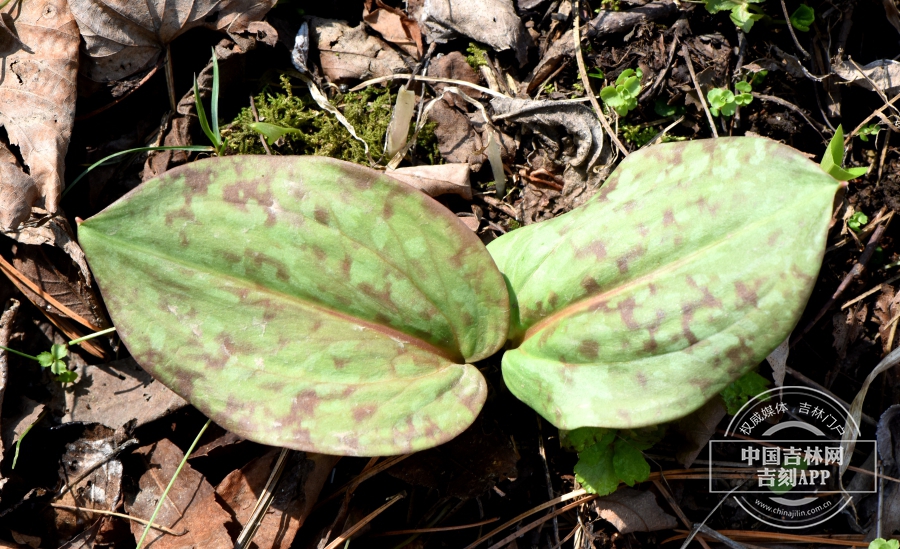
[794,214,892,342]
[751,92,826,142]
[315,454,408,509]
[322,492,406,549]
[536,415,560,547]
[653,479,713,549]
[665,529,894,547]
[681,44,718,138]
[164,45,177,112]
[877,129,891,187]
[573,9,629,157]
[780,0,811,59]
[0,254,102,332]
[234,448,291,549]
[372,517,500,536]
[846,90,900,145]
[485,497,598,549]
[249,96,273,155]
[462,490,589,549]
[50,504,186,536]
[75,64,162,122]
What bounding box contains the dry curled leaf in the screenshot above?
[52,426,122,540]
[60,357,186,433]
[126,439,232,548]
[216,450,339,549]
[492,97,604,170]
[593,488,678,533]
[0,0,79,226]
[307,17,408,82]
[0,163,37,231]
[364,1,423,58]
[418,0,531,66]
[874,285,900,355]
[70,0,276,82]
[833,57,900,95]
[387,163,472,199]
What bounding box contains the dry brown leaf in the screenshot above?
[834,57,900,95]
[6,533,36,549]
[0,397,44,458]
[430,100,485,168]
[10,241,107,327]
[70,0,276,82]
[430,51,483,109]
[418,0,531,66]
[766,335,790,386]
[216,450,339,549]
[0,0,79,226]
[493,97,604,170]
[0,163,37,230]
[364,1,422,59]
[672,396,727,468]
[833,303,867,360]
[190,424,246,459]
[59,357,186,433]
[52,425,123,540]
[0,300,15,473]
[387,163,472,199]
[874,285,900,355]
[593,488,678,533]
[126,438,232,548]
[308,17,408,82]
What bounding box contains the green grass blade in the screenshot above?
[136,419,211,549]
[63,145,214,198]
[211,49,221,146]
[194,75,216,148]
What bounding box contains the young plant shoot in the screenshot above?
[78,137,848,460]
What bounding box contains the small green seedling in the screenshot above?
[720,370,770,414]
[703,0,766,32]
[790,4,814,32]
[869,539,900,549]
[820,125,868,181]
[563,426,663,495]
[600,68,643,117]
[707,81,753,117]
[0,327,116,384]
[194,49,226,156]
[64,50,225,198]
[38,344,72,381]
[848,211,868,232]
[749,70,768,86]
[248,122,305,145]
[0,342,74,382]
[587,68,605,80]
[859,124,883,142]
[78,138,844,456]
[654,100,685,118]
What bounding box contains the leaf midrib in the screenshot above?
[518,189,833,345]
[83,226,464,363]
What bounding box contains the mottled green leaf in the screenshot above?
[488,138,841,430]
[79,156,509,455]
